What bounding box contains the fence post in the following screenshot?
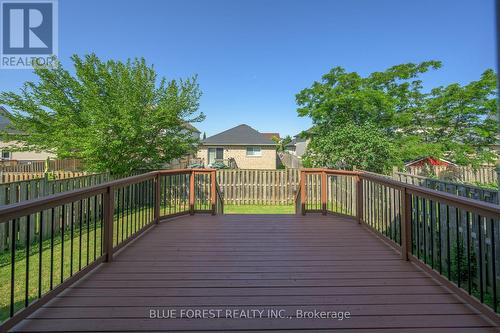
[103,186,114,262]
[321,171,327,215]
[300,170,306,215]
[154,173,161,224]
[400,188,412,261]
[189,171,195,215]
[356,175,363,224]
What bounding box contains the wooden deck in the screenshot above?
[10,214,499,332]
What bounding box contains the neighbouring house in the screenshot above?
[163,124,201,169]
[183,123,201,141]
[0,107,55,162]
[285,135,309,157]
[197,124,278,169]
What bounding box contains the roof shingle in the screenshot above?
[202,124,276,145]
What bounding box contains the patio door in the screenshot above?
[208,148,223,165]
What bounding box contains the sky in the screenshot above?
[0,0,496,137]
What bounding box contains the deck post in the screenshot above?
[401,188,412,261]
[211,170,216,215]
[321,171,327,215]
[356,175,363,224]
[300,170,306,215]
[189,170,195,215]
[103,185,114,262]
[154,173,160,224]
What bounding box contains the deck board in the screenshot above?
[10,214,499,332]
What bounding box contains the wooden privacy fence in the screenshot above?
[0,171,89,184]
[216,168,300,205]
[0,159,83,173]
[394,172,498,204]
[0,169,223,331]
[0,173,110,256]
[403,164,497,184]
[297,168,500,324]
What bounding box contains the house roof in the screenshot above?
[261,132,279,140]
[0,106,22,135]
[183,122,201,133]
[405,156,457,167]
[202,124,276,146]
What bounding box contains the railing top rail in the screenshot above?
[360,170,500,219]
[300,168,361,176]
[394,171,497,191]
[0,168,219,224]
[0,169,194,223]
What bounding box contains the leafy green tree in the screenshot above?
[421,70,497,166]
[296,61,497,171]
[302,123,399,174]
[0,54,204,175]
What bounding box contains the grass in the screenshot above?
[224,204,295,214]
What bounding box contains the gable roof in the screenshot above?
[183,122,201,133]
[0,106,22,135]
[202,124,276,146]
[261,132,279,140]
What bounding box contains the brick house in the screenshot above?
[196,124,278,169]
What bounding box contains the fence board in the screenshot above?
[0,173,109,252]
[394,172,498,205]
[403,164,497,184]
[0,159,82,172]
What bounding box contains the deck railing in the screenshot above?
[2,167,500,329]
[298,168,500,324]
[0,169,222,331]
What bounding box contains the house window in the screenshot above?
[1,150,11,160]
[246,147,261,157]
[208,148,224,165]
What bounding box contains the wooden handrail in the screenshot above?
[296,167,500,324]
[361,171,500,219]
[299,168,500,220]
[0,169,222,224]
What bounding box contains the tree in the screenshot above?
[0,54,204,175]
[272,135,292,152]
[302,123,399,174]
[296,61,497,171]
[421,69,497,167]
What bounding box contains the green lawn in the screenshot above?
[224,204,295,214]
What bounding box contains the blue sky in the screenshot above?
[0,0,496,137]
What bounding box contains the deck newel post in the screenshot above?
[154,172,160,224]
[189,170,195,215]
[211,170,216,215]
[356,175,363,224]
[321,171,327,215]
[300,170,306,215]
[400,187,412,261]
[103,185,114,263]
